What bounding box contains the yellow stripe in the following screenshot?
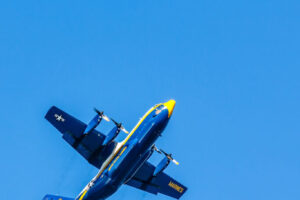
[94,149,120,180]
[89,104,162,186]
[121,104,161,145]
[108,146,127,171]
[78,190,88,200]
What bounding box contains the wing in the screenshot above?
[125,161,187,199]
[45,106,116,168]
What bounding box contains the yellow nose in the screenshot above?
[163,99,176,118]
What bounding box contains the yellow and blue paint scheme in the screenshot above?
[44,100,186,200]
[76,100,175,200]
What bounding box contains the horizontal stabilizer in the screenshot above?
[43,194,73,200]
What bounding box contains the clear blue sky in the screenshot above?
[0,1,299,200]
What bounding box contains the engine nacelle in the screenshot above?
[84,114,103,135]
[153,156,170,176]
[102,126,121,146]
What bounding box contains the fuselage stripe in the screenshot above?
[78,103,162,198]
[96,104,159,178]
[78,190,87,200]
[108,146,127,171]
[121,104,161,145]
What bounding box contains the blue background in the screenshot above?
[0,1,299,200]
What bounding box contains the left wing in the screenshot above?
[125,161,187,199]
[45,106,116,168]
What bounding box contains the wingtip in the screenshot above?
[45,106,57,119]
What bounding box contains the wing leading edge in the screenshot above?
[125,161,187,199]
[45,106,116,168]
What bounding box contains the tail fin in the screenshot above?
[43,194,74,200]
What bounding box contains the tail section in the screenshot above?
[43,194,74,200]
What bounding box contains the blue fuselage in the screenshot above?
[79,103,173,200]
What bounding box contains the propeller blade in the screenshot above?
[160,149,168,156]
[111,118,129,133]
[172,159,179,165]
[102,115,110,122]
[121,127,129,134]
[153,145,161,153]
[111,118,118,126]
[94,108,110,121]
[158,148,179,165]
[94,108,102,115]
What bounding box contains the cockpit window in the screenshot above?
[153,104,165,117]
[156,104,164,110]
[154,109,161,116]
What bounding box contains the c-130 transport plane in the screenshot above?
[43,100,187,200]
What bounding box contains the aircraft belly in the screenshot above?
[109,140,140,182]
[83,175,118,200]
[111,133,159,185]
[44,100,186,200]
[124,149,154,183]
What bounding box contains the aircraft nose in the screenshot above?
[163,99,176,118]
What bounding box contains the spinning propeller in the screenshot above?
[94,108,110,122]
[110,118,129,134]
[152,145,179,176]
[102,118,129,145]
[153,145,179,165]
[84,108,129,145]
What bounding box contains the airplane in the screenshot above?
[43,100,187,200]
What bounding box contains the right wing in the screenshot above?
[45,106,116,168]
[126,161,187,199]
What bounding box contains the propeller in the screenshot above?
[153,146,179,165]
[110,118,129,134]
[94,108,110,122]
